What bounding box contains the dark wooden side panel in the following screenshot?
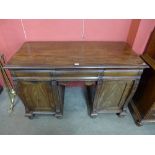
[143,28,155,59]
[128,28,155,125]
[133,68,155,119]
[16,81,58,113]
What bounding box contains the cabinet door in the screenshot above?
[91,79,135,115]
[15,80,64,116]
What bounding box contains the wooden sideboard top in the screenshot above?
[6,41,147,69]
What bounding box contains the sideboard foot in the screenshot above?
[25,113,35,119]
[28,115,34,119]
[135,120,143,127]
[55,113,63,119]
[90,112,98,118]
[117,110,127,118]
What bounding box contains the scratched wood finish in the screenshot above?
[129,28,155,126]
[6,41,145,68]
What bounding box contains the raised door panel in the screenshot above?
[16,81,57,113]
[95,80,134,112]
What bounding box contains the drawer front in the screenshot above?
[11,70,52,81]
[11,69,104,81]
[11,68,143,81]
[12,71,51,77]
[53,69,142,81]
[53,69,103,80]
[103,69,143,77]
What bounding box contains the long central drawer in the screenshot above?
[11,68,143,81]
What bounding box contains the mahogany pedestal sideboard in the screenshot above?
[5,41,147,119]
[129,28,155,126]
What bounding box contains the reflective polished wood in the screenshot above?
[5,41,147,119]
[6,41,145,68]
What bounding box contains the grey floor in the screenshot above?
[0,87,155,135]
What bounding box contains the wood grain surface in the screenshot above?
[5,41,147,119]
[6,41,145,68]
[17,81,56,112]
[96,80,133,111]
